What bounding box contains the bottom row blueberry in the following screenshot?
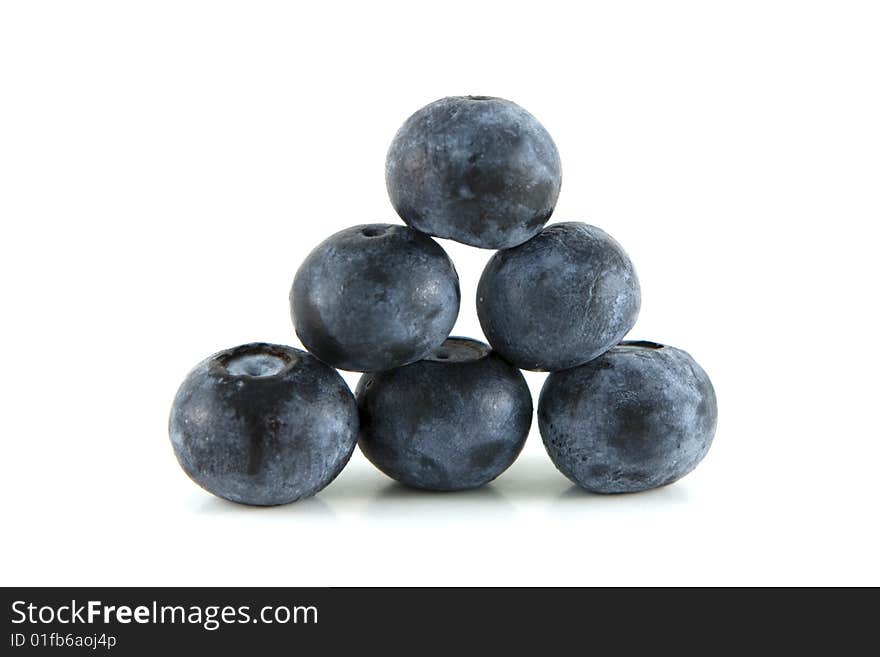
[169,338,716,505]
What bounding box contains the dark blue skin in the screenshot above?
[386,96,562,249]
[356,337,532,491]
[539,341,717,493]
[477,222,641,371]
[169,343,358,505]
[290,224,460,372]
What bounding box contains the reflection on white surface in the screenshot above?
[192,450,692,520]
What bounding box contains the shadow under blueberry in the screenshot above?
[555,482,693,504]
[195,493,335,518]
[360,480,517,520]
[373,480,508,501]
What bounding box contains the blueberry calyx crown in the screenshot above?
[214,343,298,379]
[617,340,665,350]
[424,337,491,363]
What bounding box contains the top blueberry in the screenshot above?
[385,96,562,249]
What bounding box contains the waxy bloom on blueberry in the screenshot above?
[478,222,641,371]
[357,337,532,491]
[169,343,358,505]
[386,96,562,249]
[539,341,717,494]
[291,224,460,372]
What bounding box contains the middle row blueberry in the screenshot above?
[291,221,641,373]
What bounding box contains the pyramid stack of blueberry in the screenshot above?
[170,96,717,505]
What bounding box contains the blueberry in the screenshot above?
[290,223,460,372]
[477,222,641,371]
[538,341,717,493]
[169,343,358,505]
[385,96,562,249]
[356,337,532,491]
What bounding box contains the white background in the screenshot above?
[2,1,878,586]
